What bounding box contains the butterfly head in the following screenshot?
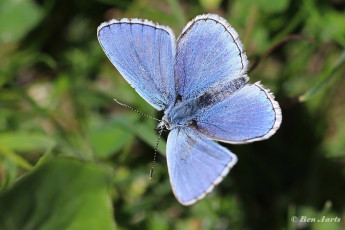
[157,115,172,131]
[158,109,199,133]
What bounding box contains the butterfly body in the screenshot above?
[98,14,282,205]
[160,75,249,132]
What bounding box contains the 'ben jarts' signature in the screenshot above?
[291,215,341,223]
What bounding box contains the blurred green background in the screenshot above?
[0,0,345,229]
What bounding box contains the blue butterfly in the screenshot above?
[97,14,282,205]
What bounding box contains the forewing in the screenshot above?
[98,19,176,110]
[194,82,282,144]
[175,14,248,101]
[167,127,237,205]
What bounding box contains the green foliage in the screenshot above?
[0,158,115,230]
[0,0,345,229]
[0,0,43,43]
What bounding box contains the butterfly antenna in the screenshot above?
[114,98,163,180]
[149,128,163,180]
[114,98,161,121]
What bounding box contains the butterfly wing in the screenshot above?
[167,127,237,205]
[98,19,176,110]
[193,82,282,144]
[175,14,248,101]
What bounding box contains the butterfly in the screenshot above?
[97,14,282,205]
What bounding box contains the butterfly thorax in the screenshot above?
[158,97,197,131]
[158,76,249,132]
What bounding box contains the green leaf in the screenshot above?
[254,0,288,13]
[299,50,345,102]
[0,159,18,190]
[0,132,56,152]
[239,0,288,14]
[0,147,33,170]
[89,120,134,159]
[110,114,167,156]
[0,0,43,43]
[166,0,186,26]
[199,0,222,10]
[0,158,116,230]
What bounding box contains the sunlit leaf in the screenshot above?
[0,0,43,43]
[199,0,222,10]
